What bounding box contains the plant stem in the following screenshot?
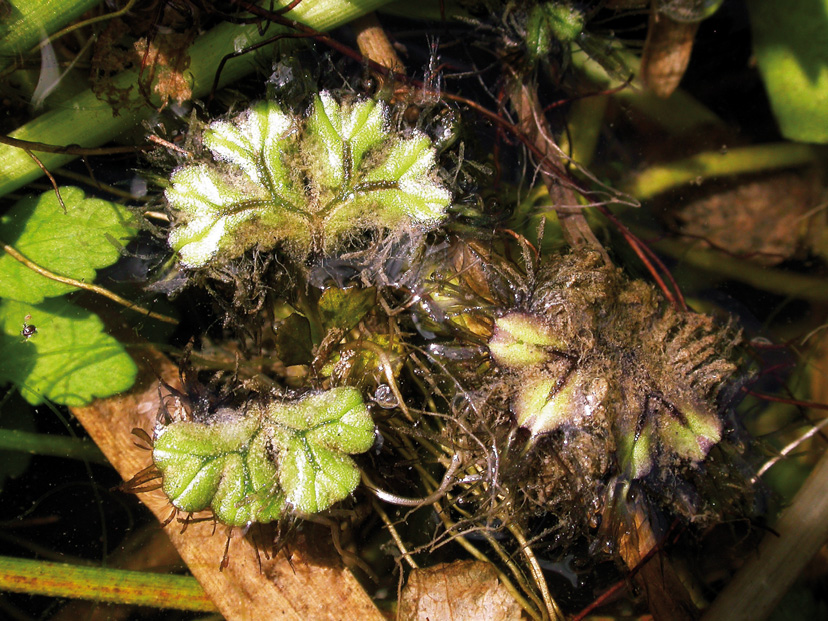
[0,429,107,463]
[625,143,820,200]
[507,72,610,261]
[0,0,397,197]
[703,448,828,621]
[0,0,104,72]
[0,556,216,611]
[634,228,828,302]
[1,242,179,325]
[508,523,565,621]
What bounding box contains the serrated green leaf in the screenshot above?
[0,187,138,304]
[167,100,309,267]
[275,437,363,514]
[318,286,376,332]
[205,104,301,203]
[307,93,387,189]
[0,298,137,406]
[266,388,375,455]
[748,0,828,143]
[167,93,451,267]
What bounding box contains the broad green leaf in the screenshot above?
[167,93,451,268]
[0,187,138,303]
[748,0,828,143]
[0,298,137,406]
[318,286,376,332]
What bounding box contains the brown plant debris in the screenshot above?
[673,170,823,266]
[398,560,522,621]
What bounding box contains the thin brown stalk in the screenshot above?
[0,134,150,156]
[25,150,66,213]
[0,242,178,325]
[506,76,610,262]
[508,523,564,621]
[370,498,419,570]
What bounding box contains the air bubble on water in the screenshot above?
[130,176,148,197]
[268,63,294,89]
[233,35,249,53]
[374,384,397,408]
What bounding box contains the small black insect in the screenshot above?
[20,314,37,339]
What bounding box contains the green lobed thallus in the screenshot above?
[152,388,376,526]
[166,92,451,267]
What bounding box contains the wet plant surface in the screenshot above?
[1,1,828,620]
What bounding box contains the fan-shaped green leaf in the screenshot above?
[150,387,374,525]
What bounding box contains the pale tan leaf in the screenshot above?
[398,560,522,621]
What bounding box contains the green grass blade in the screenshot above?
[0,0,103,71]
[0,555,216,611]
[0,429,107,463]
[0,0,396,197]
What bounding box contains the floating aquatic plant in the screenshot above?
[487,251,737,482]
[166,93,452,268]
[150,387,375,526]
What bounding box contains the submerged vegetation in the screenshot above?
[1,1,828,620]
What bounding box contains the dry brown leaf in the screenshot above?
[71,347,382,621]
[134,33,193,109]
[397,560,522,621]
[674,171,821,266]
